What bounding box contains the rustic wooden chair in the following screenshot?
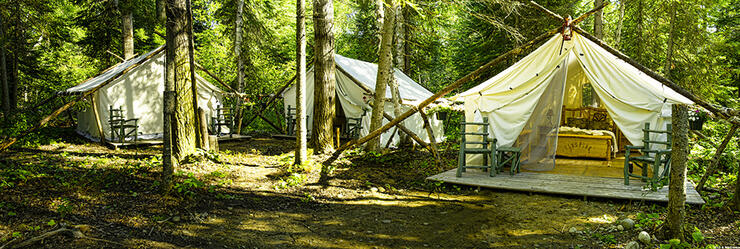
[624,123,672,185]
[456,117,497,177]
[285,105,297,136]
[211,105,234,137]
[108,106,138,145]
[344,110,367,139]
[491,138,523,175]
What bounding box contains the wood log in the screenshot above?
[0,46,166,152]
[198,108,209,151]
[256,111,284,133]
[419,109,442,166]
[242,59,314,129]
[194,62,237,93]
[332,27,562,154]
[664,104,688,240]
[572,27,739,125]
[696,124,738,191]
[91,94,106,145]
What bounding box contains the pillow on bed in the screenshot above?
[589,112,612,130]
[567,117,590,129]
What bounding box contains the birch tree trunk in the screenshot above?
[593,0,603,39]
[665,103,688,241]
[295,0,308,165]
[234,0,245,134]
[614,0,625,46]
[664,1,678,79]
[375,0,384,53]
[311,0,336,153]
[366,0,395,151]
[392,4,410,147]
[121,1,134,60]
[166,0,198,161]
[163,0,177,192]
[157,0,167,23]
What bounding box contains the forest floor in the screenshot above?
[0,128,738,248]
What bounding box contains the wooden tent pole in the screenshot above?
[690,130,718,148]
[572,27,739,124]
[242,59,315,129]
[695,124,738,192]
[194,62,238,93]
[332,27,562,154]
[91,95,106,145]
[419,109,442,166]
[0,46,166,152]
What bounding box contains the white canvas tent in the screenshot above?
[451,33,693,170]
[63,47,226,141]
[282,54,445,147]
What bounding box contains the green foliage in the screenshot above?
[174,171,205,198]
[635,212,663,230]
[591,232,616,245]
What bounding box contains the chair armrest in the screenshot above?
[625,145,644,150]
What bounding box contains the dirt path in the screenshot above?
[0,134,737,248]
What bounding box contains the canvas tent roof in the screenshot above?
[452,32,693,170]
[64,48,164,94]
[64,46,226,141]
[282,54,444,147]
[334,54,433,102]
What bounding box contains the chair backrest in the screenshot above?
[286,105,297,119]
[641,122,672,156]
[460,117,489,150]
[109,106,125,123]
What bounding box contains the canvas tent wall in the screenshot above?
[282,54,444,147]
[451,33,693,170]
[63,47,226,141]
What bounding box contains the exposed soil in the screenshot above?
[0,129,738,248]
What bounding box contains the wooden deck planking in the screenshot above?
[427,169,705,205]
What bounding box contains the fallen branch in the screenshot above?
[7,225,123,249]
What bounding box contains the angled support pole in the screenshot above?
[419,109,442,167]
[243,59,314,130]
[696,124,738,192]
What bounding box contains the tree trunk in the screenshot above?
[234,0,245,134]
[665,104,688,241]
[156,0,167,23]
[734,160,740,211]
[402,6,411,73]
[311,0,336,153]
[365,0,395,151]
[375,0,384,54]
[593,0,603,39]
[614,0,625,46]
[295,0,308,165]
[186,0,202,149]
[391,5,410,146]
[163,0,177,193]
[166,0,198,161]
[122,3,134,60]
[0,14,8,120]
[663,1,677,79]
[636,0,644,62]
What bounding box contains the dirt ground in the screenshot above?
[0,130,738,248]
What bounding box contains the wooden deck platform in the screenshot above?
[427,168,705,205]
[107,134,252,149]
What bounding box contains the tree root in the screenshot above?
[3,225,124,249]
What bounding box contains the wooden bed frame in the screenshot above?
[556,106,625,160]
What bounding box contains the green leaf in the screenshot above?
[47,219,56,226]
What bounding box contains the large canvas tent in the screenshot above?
[451,32,693,170]
[63,47,226,141]
[282,54,444,147]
